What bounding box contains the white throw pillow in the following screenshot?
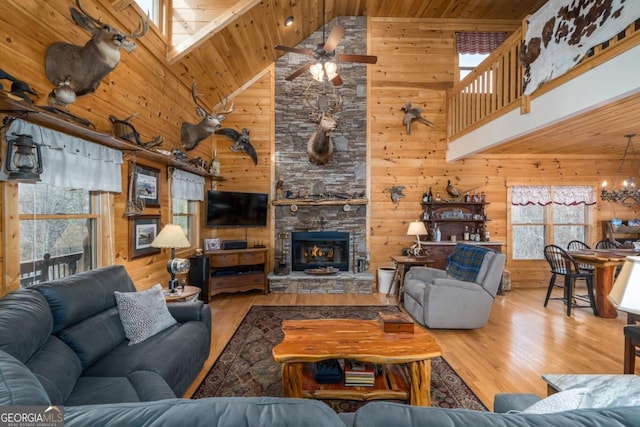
[521,388,592,414]
[114,284,177,346]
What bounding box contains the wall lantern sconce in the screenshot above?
[284,16,294,27]
[5,134,43,182]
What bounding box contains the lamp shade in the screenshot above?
[406,221,427,236]
[608,255,640,315]
[151,224,190,249]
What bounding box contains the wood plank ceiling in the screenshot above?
[168,0,638,157]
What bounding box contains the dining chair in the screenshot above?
[566,240,594,274]
[543,244,598,317]
[594,239,620,249]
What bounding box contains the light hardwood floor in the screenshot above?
[183,288,632,409]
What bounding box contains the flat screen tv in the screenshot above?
[205,190,268,228]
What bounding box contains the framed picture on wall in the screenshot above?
[135,164,160,207]
[204,238,221,252]
[129,215,161,260]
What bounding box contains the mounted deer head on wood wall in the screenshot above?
[181,81,235,151]
[44,0,148,98]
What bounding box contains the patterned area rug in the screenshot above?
[193,305,487,412]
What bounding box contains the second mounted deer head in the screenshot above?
[181,82,235,151]
[44,0,148,98]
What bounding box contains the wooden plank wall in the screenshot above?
[0,2,635,296]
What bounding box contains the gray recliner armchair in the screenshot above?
[403,244,506,329]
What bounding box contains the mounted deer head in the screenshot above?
[304,85,341,165]
[181,81,235,151]
[45,0,148,97]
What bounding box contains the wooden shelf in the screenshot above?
[0,91,224,180]
[272,198,368,206]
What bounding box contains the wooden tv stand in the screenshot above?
[205,248,269,297]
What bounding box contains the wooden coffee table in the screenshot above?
[272,318,441,406]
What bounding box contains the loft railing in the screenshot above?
[447,19,640,141]
[20,252,83,286]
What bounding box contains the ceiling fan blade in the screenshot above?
[323,26,345,52]
[285,63,312,81]
[275,45,315,57]
[330,74,343,86]
[337,53,378,64]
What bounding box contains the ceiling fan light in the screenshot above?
[325,61,337,76]
[310,63,324,81]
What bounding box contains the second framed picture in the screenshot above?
[204,238,221,251]
[134,164,160,207]
[129,215,161,260]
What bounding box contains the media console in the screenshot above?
[191,248,268,300]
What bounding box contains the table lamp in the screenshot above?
[608,255,640,315]
[407,220,428,256]
[151,224,191,293]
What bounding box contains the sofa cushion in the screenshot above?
[65,371,175,406]
[32,265,136,333]
[446,244,492,282]
[0,349,51,406]
[521,388,591,414]
[63,397,348,427]
[26,335,82,405]
[114,284,177,345]
[0,289,53,363]
[57,306,127,369]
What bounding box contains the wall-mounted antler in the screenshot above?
[181,81,235,151]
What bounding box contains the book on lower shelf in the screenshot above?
[344,361,376,387]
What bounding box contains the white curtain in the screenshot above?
[512,185,595,206]
[171,168,204,201]
[3,119,122,192]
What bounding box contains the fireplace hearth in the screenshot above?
[291,231,349,271]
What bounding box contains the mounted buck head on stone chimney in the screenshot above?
[181,81,235,151]
[305,86,341,165]
[44,0,148,98]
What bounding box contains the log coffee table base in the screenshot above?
[273,319,441,406]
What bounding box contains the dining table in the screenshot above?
[568,248,636,318]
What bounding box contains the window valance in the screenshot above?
[3,119,122,192]
[455,32,506,54]
[171,168,204,201]
[512,185,596,206]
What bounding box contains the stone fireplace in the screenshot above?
[268,16,373,293]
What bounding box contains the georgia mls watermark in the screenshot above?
[0,406,63,427]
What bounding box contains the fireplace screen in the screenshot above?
[291,231,349,271]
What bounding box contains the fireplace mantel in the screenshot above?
[272,198,368,207]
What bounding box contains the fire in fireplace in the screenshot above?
[291,231,349,271]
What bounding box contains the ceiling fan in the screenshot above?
[274,0,377,86]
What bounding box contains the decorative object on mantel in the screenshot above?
[181,81,235,151]
[109,113,163,148]
[521,0,640,95]
[0,69,38,104]
[214,127,258,165]
[406,221,430,257]
[4,133,43,182]
[275,175,284,199]
[384,185,405,204]
[44,0,148,99]
[446,180,462,201]
[601,134,640,206]
[401,101,434,135]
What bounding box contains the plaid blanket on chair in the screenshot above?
[446,244,491,282]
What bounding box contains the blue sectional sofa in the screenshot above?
[0,265,211,405]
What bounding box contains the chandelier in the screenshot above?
[601,134,640,206]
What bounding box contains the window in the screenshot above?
[511,186,595,260]
[459,53,488,80]
[134,0,163,30]
[172,198,195,245]
[455,32,506,81]
[19,183,100,285]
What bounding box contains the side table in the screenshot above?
[164,285,201,302]
[389,256,435,302]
